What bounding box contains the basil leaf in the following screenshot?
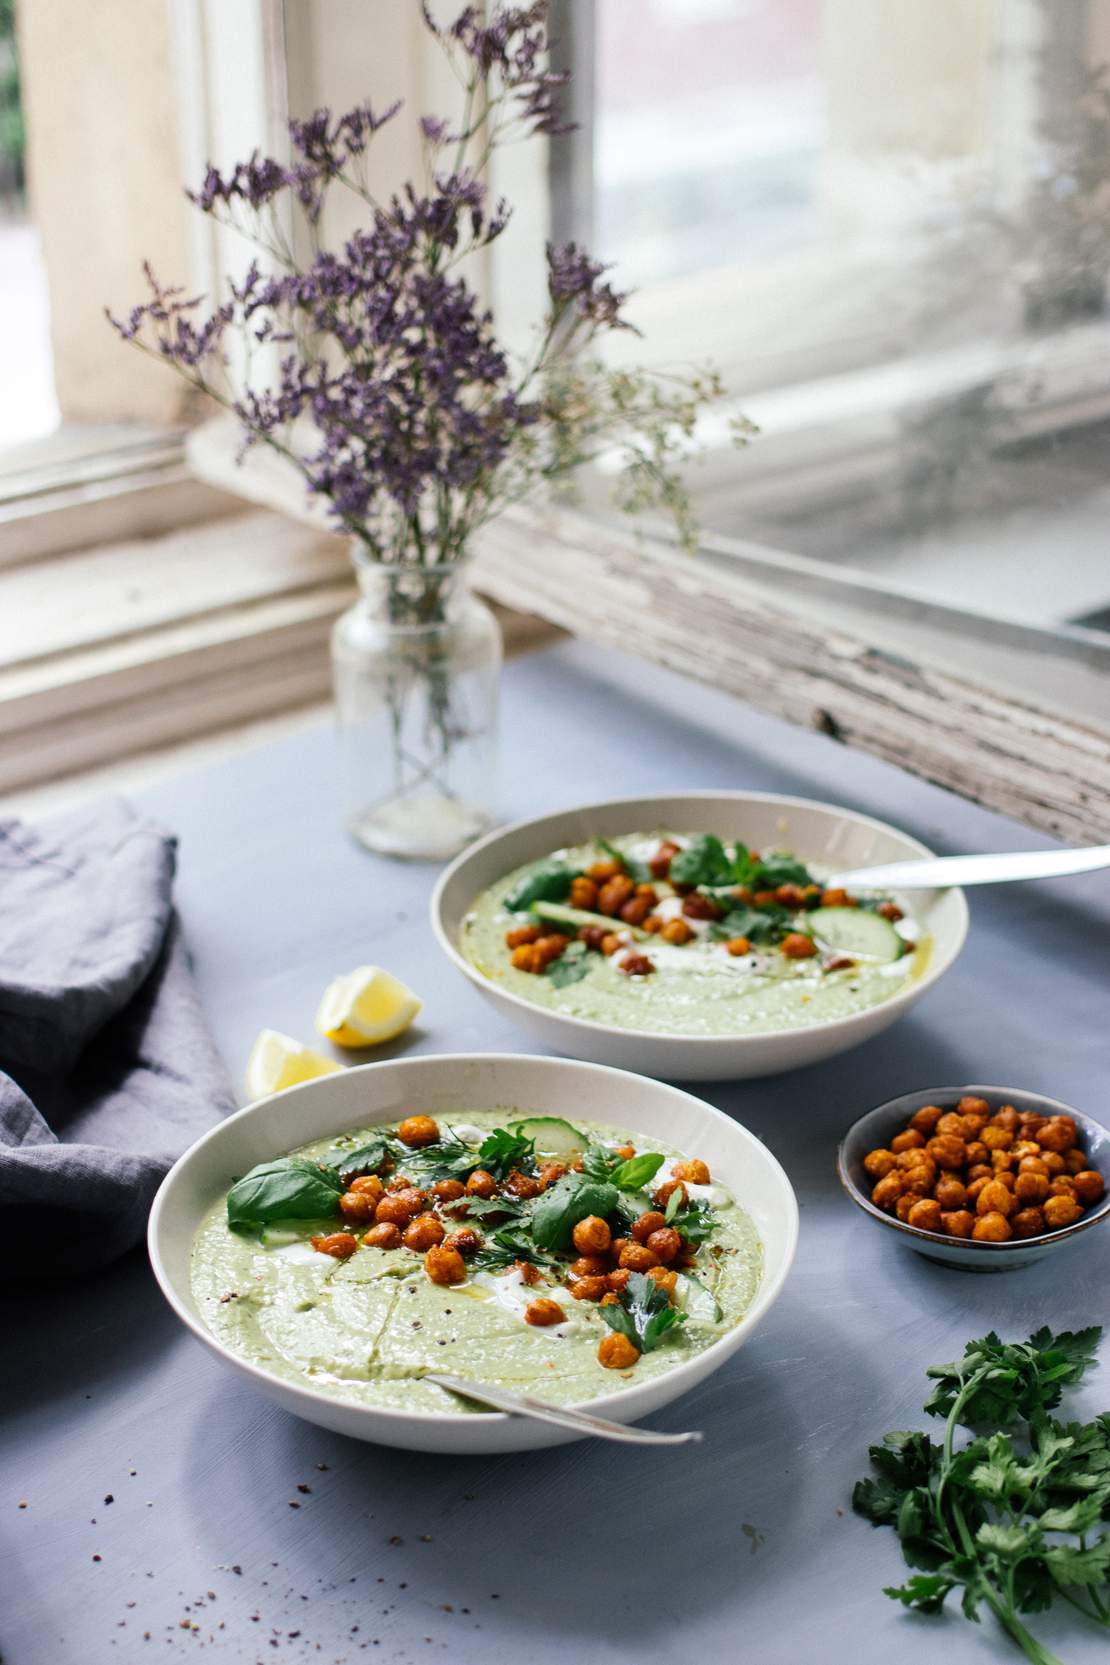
[599,1271,686,1353]
[599,838,652,884]
[669,835,731,887]
[712,904,789,944]
[503,862,577,912]
[227,1156,344,1234]
[580,1143,620,1182]
[609,1152,665,1192]
[457,1195,527,1221]
[530,1175,619,1250]
[545,941,593,988]
[752,857,815,890]
[477,1127,535,1180]
[322,1134,388,1183]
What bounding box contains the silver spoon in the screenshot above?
[425,1371,703,1445]
[827,843,1110,891]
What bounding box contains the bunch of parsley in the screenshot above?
[854,1327,1108,1665]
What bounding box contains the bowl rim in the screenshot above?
[837,1081,1110,1254]
[147,1051,800,1431]
[429,789,970,1049]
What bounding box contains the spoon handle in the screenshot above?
[827,844,1110,891]
[425,1372,703,1445]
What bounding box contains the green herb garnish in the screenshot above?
[475,1127,535,1180]
[668,835,733,887]
[854,1326,1106,1665]
[530,1174,619,1250]
[472,1227,556,1272]
[712,903,791,944]
[227,1156,344,1234]
[668,1195,716,1243]
[545,940,593,988]
[503,861,578,912]
[599,1270,686,1354]
[579,1144,663,1193]
[322,1134,389,1184]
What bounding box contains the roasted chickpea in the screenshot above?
[673,1158,711,1185]
[587,857,623,882]
[976,1180,1014,1218]
[505,922,542,949]
[1010,1140,1041,1161]
[891,1129,926,1153]
[895,1192,917,1222]
[537,1160,568,1189]
[981,1124,1013,1151]
[646,1266,678,1298]
[510,944,541,972]
[620,952,656,978]
[935,1113,967,1139]
[620,892,657,927]
[615,1144,636,1159]
[403,1214,446,1252]
[910,1104,944,1135]
[466,1168,498,1199]
[903,1162,938,1196]
[1040,1151,1067,1176]
[1014,1170,1050,1204]
[1073,1170,1106,1206]
[534,933,570,968]
[649,840,680,878]
[619,1242,660,1271]
[966,1176,992,1205]
[820,888,854,907]
[598,874,636,915]
[972,1212,1012,1242]
[569,1277,607,1303]
[444,1227,481,1257]
[514,1259,542,1286]
[598,1332,640,1370]
[569,876,599,910]
[966,1163,993,1184]
[1049,1176,1077,1198]
[726,936,752,956]
[877,901,904,921]
[310,1232,359,1259]
[394,1186,429,1217]
[655,1179,688,1209]
[375,1195,415,1228]
[631,1211,667,1244]
[432,1178,466,1204]
[906,1198,942,1232]
[606,1268,631,1293]
[608,1238,629,1262]
[934,1177,967,1210]
[991,1149,1016,1172]
[1018,1154,1050,1176]
[927,1135,967,1170]
[941,1210,975,1239]
[1064,1148,1087,1175]
[362,1221,403,1250]
[995,1170,1016,1190]
[397,1115,439,1149]
[1011,1207,1046,1238]
[1036,1117,1078,1153]
[503,1169,543,1200]
[871,1173,905,1211]
[964,1141,988,1167]
[961,1114,990,1138]
[572,1215,612,1255]
[524,1298,565,1327]
[682,892,724,922]
[388,1174,415,1192]
[1043,1193,1083,1229]
[424,1244,466,1285]
[570,1254,609,1278]
[600,932,623,956]
[957,1095,991,1119]
[863,1149,898,1181]
[642,915,665,934]
[781,933,818,959]
[993,1105,1021,1132]
[646,1227,682,1264]
[349,1173,385,1201]
[661,917,695,945]
[339,1189,378,1223]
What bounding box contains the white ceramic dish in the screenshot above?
[838,1084,1110,1272]
[148,1053,798,1453]
[430,792,969,1080]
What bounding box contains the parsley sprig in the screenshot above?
[854,1326,1106,1665]
[599,1270,686,1354]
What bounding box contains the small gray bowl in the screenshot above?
[838,1084,1110,1272]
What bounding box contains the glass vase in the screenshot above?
[332,556,501,859]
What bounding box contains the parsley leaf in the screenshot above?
[668,835,732,887]
[545,940,593,988]
[598,1271,686,1353]
[712,904,791,943]
[670,1196,716,1244]
[475,1127,535,1181]
[503,861,578,913]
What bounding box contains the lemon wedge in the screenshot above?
[244,1028,342,1102]
[315,966,423,1048]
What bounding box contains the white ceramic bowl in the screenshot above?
[838,1084,1110,1272]
[148,1052,798,1453]
[431,792,969,1080]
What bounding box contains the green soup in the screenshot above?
[190,1111,762,1414]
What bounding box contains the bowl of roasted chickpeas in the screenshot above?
[837,1085,1110,1271]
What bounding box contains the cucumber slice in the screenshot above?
[810,906,903,963]
[508,1116,587,1162]
[675,1271,723,1325]
[530,900,649,941]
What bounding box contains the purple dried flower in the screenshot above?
[546,241,633,329]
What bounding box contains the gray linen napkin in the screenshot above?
[0,799,235,1278]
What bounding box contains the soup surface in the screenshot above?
[461,830,929,1037]
[191,1110,762,1412]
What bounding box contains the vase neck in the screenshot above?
[353,558,468,626]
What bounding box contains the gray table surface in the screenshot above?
[3,639,1109,1665]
